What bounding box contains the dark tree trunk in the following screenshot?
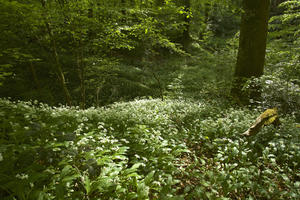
[151,70,164,101]
[181,0,191,50]
[76,45,86,109]
[121,0,126,15]
[40,0,72,106]
[231,0,270,104]
[29,62,41,91]
[173,0,191,50]
[199,2,210,40]
[51,38,73,107]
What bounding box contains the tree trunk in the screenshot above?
[96,87,101,107]
[181,0,191,50]
[29,61,41,91]
[52,39,73,107]
[199,2,211,40]
[151,70,164,101]
[76,45,86,109]
[182,0,191,50]
[231,0,270,104]
[40,0,72,106]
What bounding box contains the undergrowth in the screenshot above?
[0,98,299,199]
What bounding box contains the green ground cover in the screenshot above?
[0,98,299,199]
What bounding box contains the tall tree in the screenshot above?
[173,0,191,50]
[181,0,191,50]
[231,0,270,103]
[40,0,73,106]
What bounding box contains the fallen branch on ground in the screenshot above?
[243,108,280,137]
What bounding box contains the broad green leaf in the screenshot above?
[144,171,155,185]
[83,173,91,195]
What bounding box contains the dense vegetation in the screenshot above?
[1,99,299,199]
[0,0,299,199]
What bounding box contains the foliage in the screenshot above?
[1,98,299,199]
[252,31,300,117]
[0,0,299,199]
[269,0,300,40]
[245,74,300,119]
[0,0,188,106]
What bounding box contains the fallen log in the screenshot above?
[243,108,280,137]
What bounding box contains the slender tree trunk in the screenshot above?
[151,70,164,101]
[80,48,86,109]
[96,87,101,107]
[40,0,72,106]
[199,2,210,40]
[231,0,270,104]
[76,44,86,109]
[180,0,191,50]
[51,38,73,106]
[29,61,41,91]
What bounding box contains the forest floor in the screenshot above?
[1,98,299,199]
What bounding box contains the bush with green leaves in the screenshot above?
[245,74,300,119]
[0,98,299,199]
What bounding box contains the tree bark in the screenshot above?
[48,27,72,106]
[40,0,72,106]
[29,61,41,91]
[231,0,270,103]
[180,0,191,50]
[243,108,279,136]
[151,70,164,101]
[182,0,191,50]
[76,45,86,109]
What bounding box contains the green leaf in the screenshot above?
[83,173,91,195]
[137,182,149,199]
[62,174,79,183]
[144,171,155,185]
[123,163,143,176]
[61,165,72,177]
